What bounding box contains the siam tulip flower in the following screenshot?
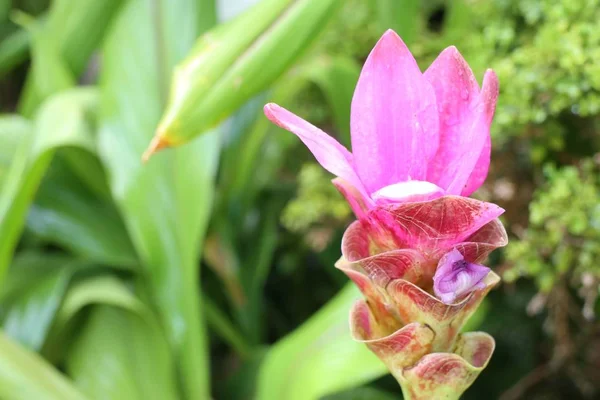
[264,29,506,400]
[264,29,499,219]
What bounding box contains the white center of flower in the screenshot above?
[371,181,445,203]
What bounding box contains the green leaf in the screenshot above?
[0,88,97,282]
[98,0,219,397]
[322,387,398,400]
[0,28,30,79]
[375,0,419,44]
[0,253,79,351]
[298,56,359,146]
[67,306,179,400]
[0,115,30,187]
[14,11,75,117]
[26,156,137,268]
[47,275,146,344]
[0,330,89,400]
[147,0,343,153]
[56,277,178,400]
[18,0,125,114]
[256,284,388,400]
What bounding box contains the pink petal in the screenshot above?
[445,70,498,195]
[351,30,439,194]
[331,177,372,219]
[264,103,368,199]
[424,46,482,194]
[461,70,499,195]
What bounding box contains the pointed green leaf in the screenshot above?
[98,0,219,397]
[0,330,89,400]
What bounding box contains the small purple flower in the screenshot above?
[434,248,490,304]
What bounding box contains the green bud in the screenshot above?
[144,0,342,160]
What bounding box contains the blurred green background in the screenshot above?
[0,0,599,399]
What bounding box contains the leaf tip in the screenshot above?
[142,135,171,162]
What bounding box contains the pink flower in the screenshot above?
[433,248,491,304]
[264,30,499,218]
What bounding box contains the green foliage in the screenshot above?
[282,163,351,234]
[505,160,600,293]
[316,0,380,59]
[256,284,387,400]
[2,0,597,398]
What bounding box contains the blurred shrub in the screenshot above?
[505,159,600,306]
[281,163,350,249]
[427,0,600,162]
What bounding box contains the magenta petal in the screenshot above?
[350,30,439,193]
[264,103,368,199]
[461,70,499,196]
[332,177,373,219]
[445,70,499,195]
[424,46,481,194]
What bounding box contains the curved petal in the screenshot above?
[264,103,368,199]
[350,30,439,193]
[387,272,500,351]
[424,46,481,193]
[399,333,495,400]
[445,70,499,195]
[332,177,372,219]
[460,70,499,195]
[336,258,399,333]
[337,246,429,290]
[350,300,435,373]
[369,196,505,250]
[453,219,508,263]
